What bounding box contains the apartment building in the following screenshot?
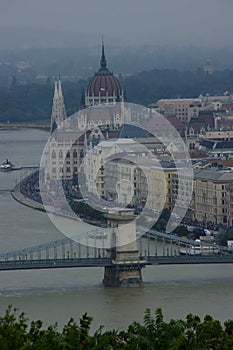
[191,169,233,226]
[104,156,178,212]
[152,98,202,123]
[227,183,233,227]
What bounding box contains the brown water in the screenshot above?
[0,128,233,331]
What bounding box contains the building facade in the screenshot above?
[47,42,127,183]
[191,169,233,226]
[152,98,202,123]
[227,183,233,227]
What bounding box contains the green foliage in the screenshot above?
[0,305,28,349]
[153,218,167,232]
[1,305,233,349]
[216,230,233,246]
[1,69,233,123]
[70,202,106,223]
[0,80,84,123]
[125,69,233,106]
[172,225,188,237]
[159,208,171,221]
[153,208,171,232]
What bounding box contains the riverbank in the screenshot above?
[11,173,45,212]
[11,173,105,227]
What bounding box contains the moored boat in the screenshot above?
[0,159,14,172]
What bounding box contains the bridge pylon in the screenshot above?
[103,208,145,287]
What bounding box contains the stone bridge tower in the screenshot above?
[103,208,145,287]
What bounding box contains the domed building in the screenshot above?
[47,42,131,183]
[78,41,129,131]
[85,41,124,107]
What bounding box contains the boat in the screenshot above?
[0,159,14,172]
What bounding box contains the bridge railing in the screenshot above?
[0,228,229,264]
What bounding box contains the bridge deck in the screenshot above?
[0,258,112,270]
[0,229,232,271]
[147,255,233,265]
[0,254,233,271]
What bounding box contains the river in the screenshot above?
[0,128,233,331]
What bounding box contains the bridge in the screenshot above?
[0,229,232,274]
[0,122,50,132]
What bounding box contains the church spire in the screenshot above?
[51,76,67,133]
[53,78,58,99]
[58,74,63,97]
[100,36,107,69]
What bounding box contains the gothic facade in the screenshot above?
[47,42,128,182]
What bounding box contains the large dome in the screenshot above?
[86,43,121,99]
[87,69,121,97]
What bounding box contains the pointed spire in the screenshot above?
[58,75,63,97]
[100,36,107,69]
[53,78,58,99]
[51,76,67,133]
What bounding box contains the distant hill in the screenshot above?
[0,27,101,50]
[0,39,233,77]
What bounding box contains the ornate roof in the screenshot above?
[87,41,121,98]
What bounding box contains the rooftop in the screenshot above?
[194,169,233,182]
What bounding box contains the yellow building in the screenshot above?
[152,98,201,123]
[149,165,176,212]
[103,156,178,213]
[192,169,233,226]
[227,183,233,227]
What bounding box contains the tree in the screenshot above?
[159,208,171,221]
[172,225,188,237]
[1,305,233,349]
[216,230,233,246]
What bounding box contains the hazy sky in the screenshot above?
[1,0,233,47]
